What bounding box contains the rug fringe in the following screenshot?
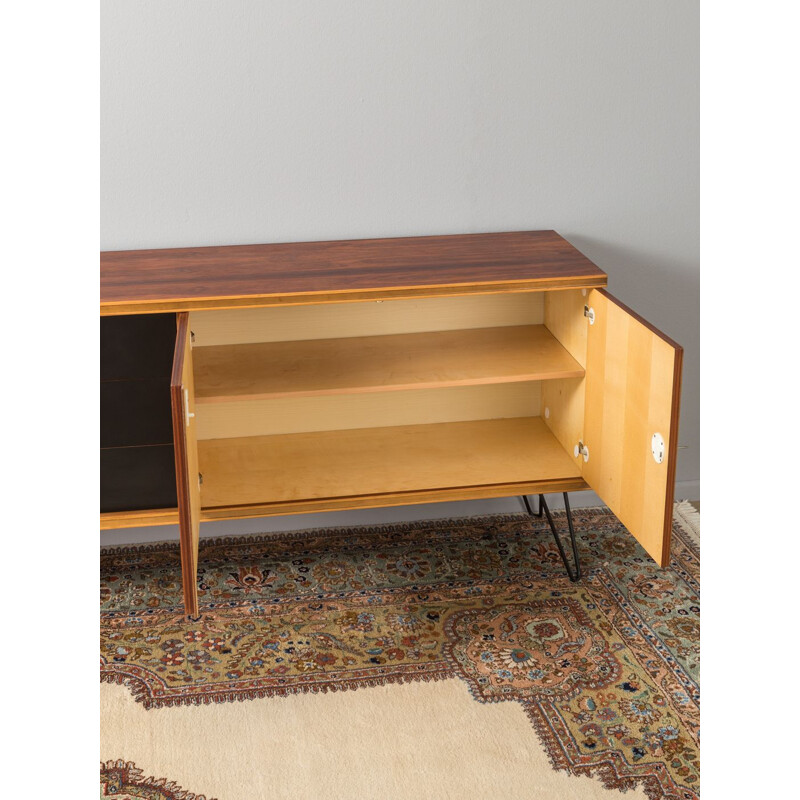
[673,500,700,545]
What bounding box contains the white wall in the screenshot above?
[101,1,699,539]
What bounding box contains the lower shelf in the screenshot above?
[197,417,582,510]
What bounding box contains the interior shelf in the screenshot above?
[193,324,584,403]
[197,416,581,508]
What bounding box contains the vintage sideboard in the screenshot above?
[100,230,682,617]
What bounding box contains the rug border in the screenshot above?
[100,758,216,800]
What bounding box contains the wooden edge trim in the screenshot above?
[100,508,180,530]
[194,371,587,405]
[198,477,590,522]
[170,313,189,387]
[594,288,682,350]
[99,479,590,528]
[100,276,609,316]
[170,313,199,617]
[660,344,684,568]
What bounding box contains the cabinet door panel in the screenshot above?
[171,313,201,616]
[583,290,682,566]
[101,313,177,380]
[100,445,177,512]
[100,379,173,448]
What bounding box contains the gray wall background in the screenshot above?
[101,1,699,541]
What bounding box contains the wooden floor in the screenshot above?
[197,416,581,509]
[193,325,583,402]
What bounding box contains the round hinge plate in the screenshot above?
[651,432,665,464]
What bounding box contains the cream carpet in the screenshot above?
[101,676,647,800]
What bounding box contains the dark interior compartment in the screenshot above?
[101,313,178,512]
[101,313,177,380]
[101,379,174,448]
[100,446,178,512]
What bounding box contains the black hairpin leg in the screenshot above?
[520,493,581,582]
[520,493,543,518]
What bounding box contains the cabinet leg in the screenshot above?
[521,492,582,582]
[520,493,543,518]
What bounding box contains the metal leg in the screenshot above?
[520,492,581,582]
[520,494,543,517]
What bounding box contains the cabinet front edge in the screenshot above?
[100,276,608,316]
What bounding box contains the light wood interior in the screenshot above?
[196,382,542,440]
[189,290,613,528]
[582,289,680,567]
[198,417,581,509]
[189,293,544,346]
[193,325,582,403]
[196,478,589,521]
[541,377,585,469]
[544,289,589,367]
[541,289,591,475]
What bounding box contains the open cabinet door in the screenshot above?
[583,289,683,567]
[171,313,201,616]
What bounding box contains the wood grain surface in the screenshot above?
[197,416,581,509]
[170,314,201,616]
[193,325,583,402]
[101,230,607,314]
[582,289,682,567]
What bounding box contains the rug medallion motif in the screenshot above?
[101,508,699,799]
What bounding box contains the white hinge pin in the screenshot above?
[184,388,195,426]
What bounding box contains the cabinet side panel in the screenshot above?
[583,290,682,566]
[544,289,588,367]
[542,290,588,464]
[541,378,585,472]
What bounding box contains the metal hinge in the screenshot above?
[651,433,665,464]
[574,440,590,462]
[183,388,195,426]
[198,473,203,488]
[190,330,196,346]
[584,305,595,325]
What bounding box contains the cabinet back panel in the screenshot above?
[189,293,544,346]
[196,382,541,440]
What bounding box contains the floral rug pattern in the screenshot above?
[101,759,214,800]
[101,507,699,799]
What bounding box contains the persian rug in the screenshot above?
[101,759,211,800]
[101,502,699,800]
